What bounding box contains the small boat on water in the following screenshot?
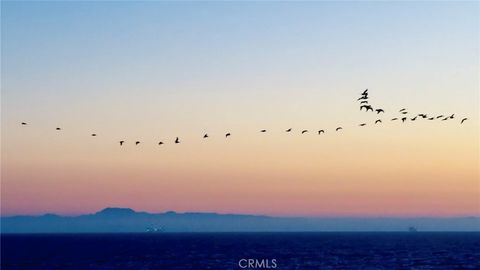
[146,227,164,233]
[408,226,418,233]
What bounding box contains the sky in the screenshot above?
[1,1,479,217]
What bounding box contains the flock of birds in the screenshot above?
[356,89,468,126]
[20,89,469,146]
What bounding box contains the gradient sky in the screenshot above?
[1,1,479,217]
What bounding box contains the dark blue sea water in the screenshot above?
[2,233,479,270]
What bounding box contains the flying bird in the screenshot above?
[175,137,180,143]
[158,141,164,145]
[286,128,292,132]
[411,117,417,121]
[436,115,444,119]
[56,127,61,130]
[375,119,382,124]
[360,105,373,112]
[399,108,406,112]
[391,118,398,121]
[418,114,427,118]
[375,109,384,114]
[449,114,455,119]
[260,130,267,133]
[401,117,407,123]
[135,141,140,145]
[91,134,97,136]
[225,133,231,138]
[461,118,468,124]
[119,141,125,146]
[428,117,435,120]
[203,134,208,138]
[442,117,449,121]
[357,96,368,101]
[301,130,308,134]
[318,130,325,134]
[360,101,369,105]
[21,122,27,125]
[359,123,366,127]
[336,127,343,131]
[361,89,368,95]
[401,111,408,114]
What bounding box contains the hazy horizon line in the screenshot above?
[2,207,479,219]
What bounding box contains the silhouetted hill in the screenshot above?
[1,208,479,233]
[95,207,137,216]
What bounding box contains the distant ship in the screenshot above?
[408,226,418,232]
[145,226,164,233]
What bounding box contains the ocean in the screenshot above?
[2,232,479,269]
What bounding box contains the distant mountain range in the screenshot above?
[2,208,479,233]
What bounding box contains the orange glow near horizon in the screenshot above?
[2,112,478,217]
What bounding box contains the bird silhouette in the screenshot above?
[375,119,382,124]
[401,117,407,122]
[411,117,417,121]
[436,115,444,119]
[461,118,468,124]
[360,105,373,112]
[399,108,406,112]
[225,133,231,138]
[391,118,398,121]
[401,111,408,114]
[336,127,343,131]
[375,109,384,114]
[286,128,292,132]
[428,117,435,120]
[159,141,164,145]
[449,114,455,119]
[418,114,427,118]
[357,96,368,101]
[301,130,308,134]
[203,134,208,138]
[260,130,267,133]
[361,89,368,95]
[359,93,368,99]
[56,127,61,130]
[135,141,140,145]
[175,137,180,143]
[442,117,449,121]
[360,100,369,105]
[318,130,325,134]
[119,141,125,146]
[21,122,27,125]
[91,134,97,136]
[359,123,366,127]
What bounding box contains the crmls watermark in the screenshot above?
[238,259,277,269]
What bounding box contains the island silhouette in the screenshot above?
[2,208,478,233]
